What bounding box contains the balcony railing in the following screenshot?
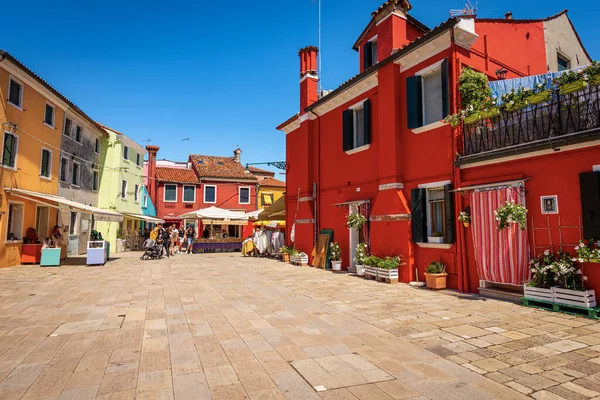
[459,83,600,162]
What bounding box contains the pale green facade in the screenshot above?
[96,125,145,251]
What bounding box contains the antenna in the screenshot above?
[450,0,478,16]
[142,138,152,144]
[313,0,322,93]
[181,137,190,156]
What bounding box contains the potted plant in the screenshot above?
[347,213,367,229]
[280,246,291,262]
[458,211,471,228]
[554,69,589,95]
[377,256,404,283]
[296,251,309,266]
[354,242,368,276]
[428,231,445,244]
[329,242,342,271]
[288,249,298,264]
[494,200,527,230]
[364,256,382,278]
[576,240,600,263]
[424,261,448,290]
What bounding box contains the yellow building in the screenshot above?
[248,166,286,211]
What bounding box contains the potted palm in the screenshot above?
[329,242,342,271]
[280,246,291,262]
[354,242,368,276]
[424,261,447,290]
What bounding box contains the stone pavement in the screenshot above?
[0,254,599,399]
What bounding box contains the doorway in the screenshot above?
[35,206,50,240]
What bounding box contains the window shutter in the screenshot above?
[406,76,423,129]
[411,188,427,243]
[343,109,354,151]
[580,172,600,239]
[441,59,450,118]
[444,183,455,244]
[363,99,371,145]
[363,42,372,70]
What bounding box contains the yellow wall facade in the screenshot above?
[258,186,285,208]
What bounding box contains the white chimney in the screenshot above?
[233,148,242,163]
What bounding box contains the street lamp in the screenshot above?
[244,161,287,171]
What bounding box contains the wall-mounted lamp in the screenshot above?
[496,68,508,80]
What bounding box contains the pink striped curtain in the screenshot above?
[470,187,530,285]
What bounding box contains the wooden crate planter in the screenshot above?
[553,287,596,308]
[290,254,308,266]
[377,268,399,284]
[364,266,378,279]
[523,285,553,302]
[425,273,448,290]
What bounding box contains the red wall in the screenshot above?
[156,183,202,222]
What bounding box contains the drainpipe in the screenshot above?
[309,110,322,239]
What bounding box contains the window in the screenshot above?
[123,146,129,161]
[370,39,378,67]
[40,148,52,178]
[60,158,68,182]
[261,193,274,207]
[136,153,141,166]
[75,126,82,143]
[121,180,128,199]
[95,139,100,154]
[143,194,148,208]
[2,131,18,169]
[410,182,455,245]
[342,99,371,152]
[63,118,72,136]
[427,188,446,237]
[92,170,99,191]
[239,187,250,204]
[183,185,196,203]
[363,37,378,70]
[6,203,24,241]
[134,184,139,202]
[8,77,23,109]
[407,60,450,129]
[204,185,216,203]
[557,53,571,71]
[72,162,80,186]
[44,103,55,127]
[70,212,77,235]
[164,184,177,202]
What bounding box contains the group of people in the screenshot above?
[242,226,285,256]
[144,224,197,257]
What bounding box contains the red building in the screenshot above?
[277,0,595,295]
[146,147,258,237]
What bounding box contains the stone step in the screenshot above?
[478,287,523,303]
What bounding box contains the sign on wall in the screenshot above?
[540,195,559,214]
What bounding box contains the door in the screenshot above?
[349,204,359,269]
[35,206,50,240]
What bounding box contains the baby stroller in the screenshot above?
[140,239,164,260]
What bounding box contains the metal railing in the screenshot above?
[460,83,600,158]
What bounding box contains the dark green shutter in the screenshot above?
[444,183,455,244]
[406,76,423,129]
[343,109,354,151]
[363,42,372,70]
[411,188,427,243]
[441,59,450,118]
[580,172,600,239]
[363,99,371,145]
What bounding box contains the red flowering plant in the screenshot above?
[528,250,587,291]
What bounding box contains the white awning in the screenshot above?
[178,206,250,220]
[6,188,123,222]
[124,213,164,224]
[201,219,248,226]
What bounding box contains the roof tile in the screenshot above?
[156,167,198,183]
[191,155,257,180]
[259,177,286,188]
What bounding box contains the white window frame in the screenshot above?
[92,169,99,192]
[238,186,251,205]
[368,35,378,67]
[123,146,129,161]
[143,194,148,208]
[94,138,100,154]
[134,184,140,203]
[347,99,370,154]
[5,201,25,243]
[1,131,19,170]
[557,52,571,71]
[40,147,52,180]
[7,75,23,110]
[121,180,128,200]
[183,185,196,203]
[164,184,177,203]
[71,161,80,187]
[412,59,446,133]
[44,102,56,129]
[60,157,68,182]
[418,180,451,239]
[204,185,217,204]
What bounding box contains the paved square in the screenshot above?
[1,253,600,399]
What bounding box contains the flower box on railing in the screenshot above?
[523,285,553,302]
[560,80,588,95]
[553,287,596,308]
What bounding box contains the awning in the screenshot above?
[6,188,123,222]
[124,213,164,224]
[201,219,248,226]
[332,199,370,207]
[257,197,285,221]
[178,206,250,220]
[451,178,530,192]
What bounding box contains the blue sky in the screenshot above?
[3,0,598,177]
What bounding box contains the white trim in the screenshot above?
[121,179,128,200]
[594,165,600,172]
[311,72,378,117]
[348,99,367,110]
[204,184,217,204]
[453,18,479,51]
[71,161,81,187]
[7,75,24,110]
[299,113,317,122]
[300,73,318,83]
[280,118,300,134]
[395,31,452,72]
[164,183,177,203]
[92,170,99,192]
[44,102,56,129]
[367,34,378,43]
[417,183,449,239]
[182,185,196,203]
[1,130,19,171]
[238,186,251,205]
[376,11,407,26]
[416,243,453,249]
[345,144,371,155]
[541,195,559,215]
[418,180,451,189]
[39,147,53,180]
[4,62,68,110]
[134,184,140,203]
[5,200,25,243]
[415,59,445,77]
[379,182,404,191]
[411,121,446,134]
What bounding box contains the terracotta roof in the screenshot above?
[259,178,286,188]
[248,166,275,176]
[191,154,257,180]
[156,167,199,184]
[0,50,108,138]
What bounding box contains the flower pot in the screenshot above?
[560,80,588,95]
[364,266,378,277]
[331,261,342,271]
[428,236,445,244]
[425,273,447,290]
[282,253,290,262]
[356,264,366,276]
[553,287,596,308]
[463,113,481,126]
[378,268,399,281]
[523,285,553,302]
[462,222,470,228]
[480,108,500,119]
[526,90,552,106]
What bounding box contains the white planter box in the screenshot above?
[291,254,309,265]
[356,265,366,276]
[331,261,342,271]
[553,287,596,308]
[378,268,399,280]
[523,285,553,302]
[428,237,445,244]
[364,266,378,277]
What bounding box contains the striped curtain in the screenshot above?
[470,187,530,285]
[360,202,371,248]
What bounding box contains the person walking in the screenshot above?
[185,225,196,254]
[171,224,179,255]
[162,227,171,258]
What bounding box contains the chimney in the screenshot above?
[233,148,242,163]
[298,46,319,113]
[146,145,160,206]
[505,11,513,20]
